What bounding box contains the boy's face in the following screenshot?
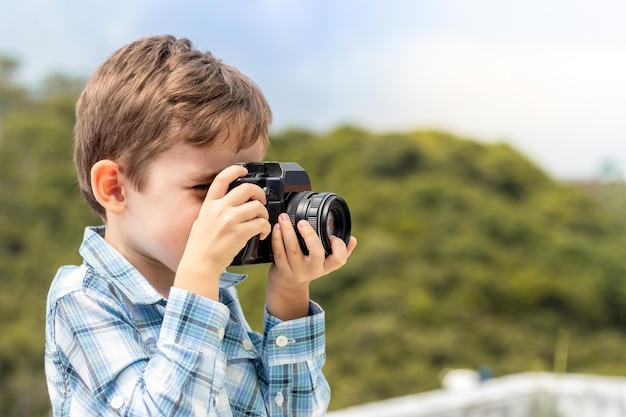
[113,136,266,283]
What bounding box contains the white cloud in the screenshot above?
[266,27,626,177]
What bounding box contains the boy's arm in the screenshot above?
[262,302,330,417]
[267,213,357,320]
[260,213,356,415]
[48,285,230,415]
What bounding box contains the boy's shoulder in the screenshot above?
[46,263,126,311]
[48,264,91,303]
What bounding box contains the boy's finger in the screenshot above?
[277,214,303,258]
[227,182,268,206]
[270,221,286,260]
[297,220,325,260]
[324,236,357,270]
[328,235,347,257]
[206,165,248,199]
[346,236,358,257]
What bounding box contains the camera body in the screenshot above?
[229,162,351,266]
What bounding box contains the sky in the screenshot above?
[1,0,626,179]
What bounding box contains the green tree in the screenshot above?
[0,59,92,416]
[236,127,626,409]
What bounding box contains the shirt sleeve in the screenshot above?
[261,301,331,417]
[50,286,230,416]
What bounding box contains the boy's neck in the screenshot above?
[103,224,176,299]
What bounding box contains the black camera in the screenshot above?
[229,162,351,265]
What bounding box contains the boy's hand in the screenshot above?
[175,165,271,300]
[267,213,357,320]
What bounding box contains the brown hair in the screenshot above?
[74,35,272,218]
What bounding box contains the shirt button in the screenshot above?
[242,338,254,351]
[110,396,125,410]
[217,328,225,340]
[275,335,289,347]
[274,392,284,407]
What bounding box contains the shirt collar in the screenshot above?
[79,226,248,305]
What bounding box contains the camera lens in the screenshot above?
[326,211,336,236]
[285,192,351,255]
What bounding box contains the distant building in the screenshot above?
[328,372,626,417]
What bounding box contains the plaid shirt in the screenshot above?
[45,226,330,416]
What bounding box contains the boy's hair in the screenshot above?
[74,35,272,219]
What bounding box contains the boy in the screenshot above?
[44,35,357,417]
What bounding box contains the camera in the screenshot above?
[229,162,351,265]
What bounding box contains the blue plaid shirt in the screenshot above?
[45,226,330,416]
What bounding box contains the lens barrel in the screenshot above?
[285,192,351,255]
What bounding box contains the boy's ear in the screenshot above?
[91,160,127,215]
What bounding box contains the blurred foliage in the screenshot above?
[0,59,97,416]
[235,128,626,409]
[3,57,626,415]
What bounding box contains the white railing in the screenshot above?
[328,372,626,417]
